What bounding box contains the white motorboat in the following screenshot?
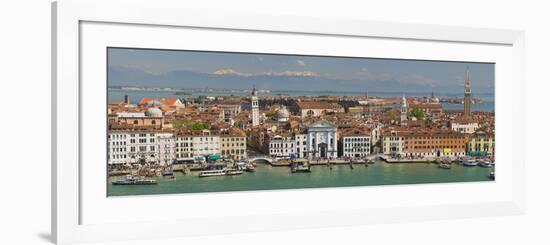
[462,157,478,167]
[198,170,226,177]
[478,160,493,168]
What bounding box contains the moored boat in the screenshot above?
[112,175,157,185]
[438,163,452,169]
[245,164,256,172]
[291,165,311,173]
[478,160,493,168]
[462,157,478,167]
[489,172,495,180]
[198,170,226,177]
[225,169,244,176]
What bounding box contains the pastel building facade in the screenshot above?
[269,134,295,158]
[306,120,338,159]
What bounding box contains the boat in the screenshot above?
[367,159,375,164]
[291,165,311,173]
[198,170,226,177]
[438,163,452,169]
[489,172,495,180]
[462,157,478,167]
[245,164,256,172]
[162,171,174,176]
[225,169,244,176]
[478,160,493,168]
[112,175,157,185]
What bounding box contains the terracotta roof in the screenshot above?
[340,128,370,137]
[297,101,343,110]
[452,116,477,124]
[412,103,443,109]
[217,104,241,108]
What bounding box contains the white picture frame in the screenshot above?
[52,0,525,244]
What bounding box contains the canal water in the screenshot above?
[108,161,494,196]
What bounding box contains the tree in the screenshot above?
[187,122,210,131]
[410,107,425,120]
[172,119,184,130]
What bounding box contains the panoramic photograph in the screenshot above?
[107,47,495,196]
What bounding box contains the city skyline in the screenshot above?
[108,48,495,94]
[107,47,496,196]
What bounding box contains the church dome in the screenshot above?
[145,107,163,117]
[277,106,290,122]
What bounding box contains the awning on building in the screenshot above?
[468,151,488,156]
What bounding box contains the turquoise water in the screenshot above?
[108,162,494,196]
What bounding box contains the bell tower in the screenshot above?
[251,86,259,127]
[400,94,408,124]
[464,67,472,117]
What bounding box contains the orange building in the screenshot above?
[402,131,467,158]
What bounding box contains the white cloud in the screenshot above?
[212,68,254,77]
[296,60,306,67]
[211,68,319,77]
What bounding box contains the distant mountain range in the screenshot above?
[108,65,494,94]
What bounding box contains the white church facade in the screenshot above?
[306,120,338,159]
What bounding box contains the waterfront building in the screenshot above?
[157,132,176,165]
[175,133,194,162]
[269,133,295,158]
[251,86,260,127]
[306,120,338,159]
[402,131,467,158]
[340,128,371,158]
[451,117,479,134]
[296,101,344,118]
[108,132,129,165]
[294,133,308,158]
[381,130,405,156]
[400,95,408,124]
[467,130,495,156]
[220,128,247,160]
[192,130,221,158]
[127,131,160,164]
[464,67,472,117]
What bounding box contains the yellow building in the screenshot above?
[467,130,495,156]
[220,128,247,160]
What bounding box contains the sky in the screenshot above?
[108,47,495,93]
